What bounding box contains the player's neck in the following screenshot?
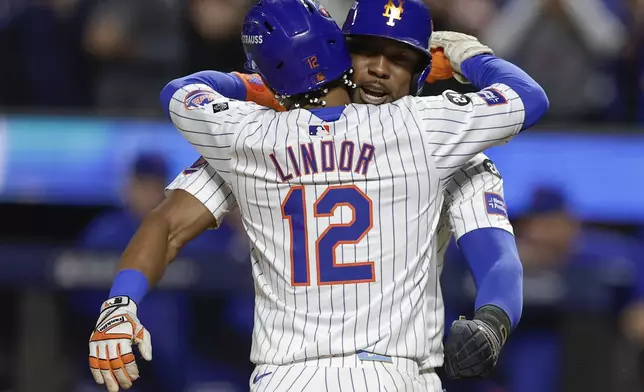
[303,87,351,109]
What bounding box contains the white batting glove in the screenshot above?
[89,296,152,391]
[430,31,494,84]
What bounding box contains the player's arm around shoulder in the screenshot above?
[88,187,217,392]
[442,154,523,381]
[160,76,263,128]
[167,70,285,111]
[160,71,268,139]
[413,32,549,176]
[428,31,549,133]
[160,71,270,178]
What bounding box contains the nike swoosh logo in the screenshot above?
[253,372,272,384]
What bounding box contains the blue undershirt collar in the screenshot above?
[309,105,346,122]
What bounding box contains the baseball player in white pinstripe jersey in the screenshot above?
[165,59,519,392]
[87,1,547,391]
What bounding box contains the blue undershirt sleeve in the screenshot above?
[457,227,523,329]
[461,54,549,130]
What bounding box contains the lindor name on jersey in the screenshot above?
[269,140,376,182]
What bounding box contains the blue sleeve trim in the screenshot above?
[461,54,549,130]
[159,71,246,118]
[109,269,150,304]
[457,227,523,329]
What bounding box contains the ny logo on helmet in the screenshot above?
[382,0,403,27]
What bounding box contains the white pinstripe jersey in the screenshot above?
[165,82,525,367]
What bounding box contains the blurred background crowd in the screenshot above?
[0,0,643,391]
[2,0,644,122]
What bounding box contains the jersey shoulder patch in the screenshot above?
[482,158,502,179]
[443,90,471,106]
[184,89,217,110]
[212,102,229,113]
[476,88,507,106]
[484,192,508,217]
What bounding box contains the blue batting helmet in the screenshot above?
[242,0,352,97]
[342,0,433,94]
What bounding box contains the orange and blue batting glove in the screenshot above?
[89,296,152,392]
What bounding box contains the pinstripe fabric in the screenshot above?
[418,369,442,392]
[166,161,237,227]
[250,356,434,392]
[165,82,525,390]
[444,153,513,242]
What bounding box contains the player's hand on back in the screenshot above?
[443,305,510,380]
[430,31,494,84]
[89,296,152,391]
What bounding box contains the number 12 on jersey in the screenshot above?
[281,185,375,286]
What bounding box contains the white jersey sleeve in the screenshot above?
[165,157,238,228]
[414,83,525,179]
[444,153,513,241]
[166,82,268,184]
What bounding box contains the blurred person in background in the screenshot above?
[428,0,500,36]
[184,0,251,74]
[80,153,172,250]
[442,186,638,392]
[418,0,499,98]
[618,223,644,391]
[75,153,248,392]
[318,0,354,26]
[80,153,248,260]
[511,187,638,392]
[624,225,644,342]
[605,0,644,123]
[480,0,629,123]
[82,0,183,114]
[0,0,92,108]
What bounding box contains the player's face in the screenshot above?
[347,36,422,105]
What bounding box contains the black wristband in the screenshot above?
[474,305,511,346]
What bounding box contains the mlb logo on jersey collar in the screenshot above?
[309,124,331,136]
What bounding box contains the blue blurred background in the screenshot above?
[1,0,644,391]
